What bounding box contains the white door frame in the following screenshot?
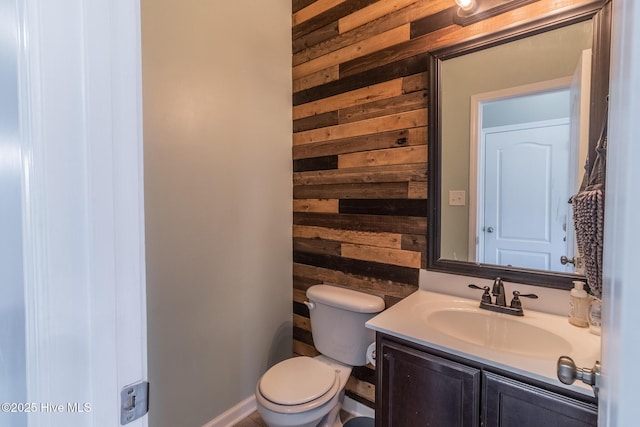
[468,77,572,261]
[18,1,147,426]
[600,1,640,426]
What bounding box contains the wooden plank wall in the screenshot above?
[290,0,594,409]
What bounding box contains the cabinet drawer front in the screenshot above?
[378,339,481,427]
[482,372,597,427]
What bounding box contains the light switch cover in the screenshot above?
[448,190,466,206]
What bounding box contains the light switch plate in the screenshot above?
[449,190,466,206]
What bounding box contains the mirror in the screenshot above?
[428,2,611,289]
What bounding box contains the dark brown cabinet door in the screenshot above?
[377,338,481,427]
[482,372,597,427]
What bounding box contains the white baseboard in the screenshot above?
[202,395,257,427]
[342,396,375,419]
[201,394,372,427]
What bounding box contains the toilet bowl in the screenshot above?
[255,285,385,427]
[256,356,352,427]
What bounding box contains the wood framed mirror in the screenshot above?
[427,1,611,289]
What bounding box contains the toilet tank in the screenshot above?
[306,285,385,366]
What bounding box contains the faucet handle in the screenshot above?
[468,284,492,304]
[510,290,539,309]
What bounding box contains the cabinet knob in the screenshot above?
[557,356,600,398]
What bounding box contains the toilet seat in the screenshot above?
[257,357,340,414]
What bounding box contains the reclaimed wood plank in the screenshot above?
[293,300,309,317]
[293,313,312,332]
[294,250,419,285]
[293,340,320,357]
[295,0,451,64]
[353,364,376,384]
[293,275,323,292]
[407,180,428,199]
[338,198,427,216]
[293,55,428,104]
[293,24,411,80]
[293,287,308,305]
[341,243,422,268]
[409,5,457,38]
[293,0,317,14]
[293,21,340,55]
[401,233,427,252]
[294,237,342,256]
[402,72,428,93]
[338,144,427,168]
[294,111,339,133]
[293,0,348,27]
[339,0,453,36]
[293,326,314,346]
[293,262,418,299]
[293,0,380,40]
[293,65,340,94]
[345,376,376,404]
[293,110,426,146]
[293,212,427,235]
[402,233,428,269]
[293,199,340,213]
[293,79,403,120]
[338,90,427,124]
[293,155,339,172]
[293,182,409,199]
[340,31,442,78]
[338,0,420,33]
[293,225,403,249]
[293,128,423,160]
[293,163,427,186]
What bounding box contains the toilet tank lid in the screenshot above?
[307,285,385,313]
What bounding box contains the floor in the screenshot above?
[233,410,356,427]
[232,411,268,427]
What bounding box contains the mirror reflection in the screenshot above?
[439,20,593,275]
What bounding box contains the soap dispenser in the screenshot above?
[569,280,589,327]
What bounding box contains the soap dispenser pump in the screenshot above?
[569,280,589,327]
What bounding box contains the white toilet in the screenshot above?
[255,284,385,427]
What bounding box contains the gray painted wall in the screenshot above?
[141,1,292,425]
[483,90,570,128]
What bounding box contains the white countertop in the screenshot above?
[366,289,601,397]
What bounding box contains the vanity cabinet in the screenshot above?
[377,337,481,426]
[376,334,597,427]
[483,372,597,427]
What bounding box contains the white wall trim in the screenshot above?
[600,1,640,426]
[18,0,147,426]
[18,0,58,421]
[201,396,257,427]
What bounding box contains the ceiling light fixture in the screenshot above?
[453,0,540,27]
[455,0,476,12]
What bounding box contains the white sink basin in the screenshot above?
[426,309,572,358]
[366,289,601,396]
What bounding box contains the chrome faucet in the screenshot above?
[468,278,538,316]
[492,277,506,307]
